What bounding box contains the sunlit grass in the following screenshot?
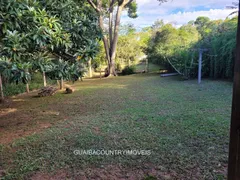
[0,67,232,179]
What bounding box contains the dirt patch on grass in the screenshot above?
[0,92,68,144]
[29,165,183,180]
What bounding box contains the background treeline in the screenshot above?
[94,24,149,73]
[0,0,101,99]
[146,16,237,79]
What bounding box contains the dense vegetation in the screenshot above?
[0,0,100,100]
[146,16,238,79]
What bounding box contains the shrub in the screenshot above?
[121,65,136,75]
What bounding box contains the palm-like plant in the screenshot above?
[11,62,32,93]
[66,62,86,82]
[46,59,69,89]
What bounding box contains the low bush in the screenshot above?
[121,65,136,75]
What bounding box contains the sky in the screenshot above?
[121,0,236,29]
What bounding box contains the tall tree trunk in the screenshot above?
[99,15,111,74]
[109,1,114,47]
[26,83,29,93]
[88,59,93,78]
[108,5,123,76]
[0,74,4,102]
[99,63,102,79]
[145,58,149,73]
[43,71,47,87]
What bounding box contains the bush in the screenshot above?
[121,65,136,75]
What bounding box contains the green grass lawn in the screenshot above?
[0,71,232,179]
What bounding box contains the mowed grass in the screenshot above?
[0,72,232,179]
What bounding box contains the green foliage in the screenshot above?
[33,52,54,73]
[94,41,107,68]
[115,24,148,67]
[11,62,32,84]
[121,65,136,75]
[0,57,32,85]
[67,62,86,82]
[146,16,237,79]
[146,22,199,70]
[0,57,12,81]
[197,17,237,78]
[126,1,138,18]
[0,0,100,96]
[194,16,211,37]
[46,59,86,82]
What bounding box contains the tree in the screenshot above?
[86,0,138,76]
[194,16,211,37]
[116,24,141,67]
[146,16,238,79]
[146,23,200,75]
[152,19,164,32]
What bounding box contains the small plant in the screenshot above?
[121,65,136,75]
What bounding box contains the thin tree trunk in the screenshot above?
[0,74,4,102]
[88,59,93,78]
[145,58,149,73]
[26,83,29,93]
[60,77,64,90]
[43,71,47,87]
[99,63,102,79]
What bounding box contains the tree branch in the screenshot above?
[87,0,100,12]
[122,0,134,7]
[108,0,116,12]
